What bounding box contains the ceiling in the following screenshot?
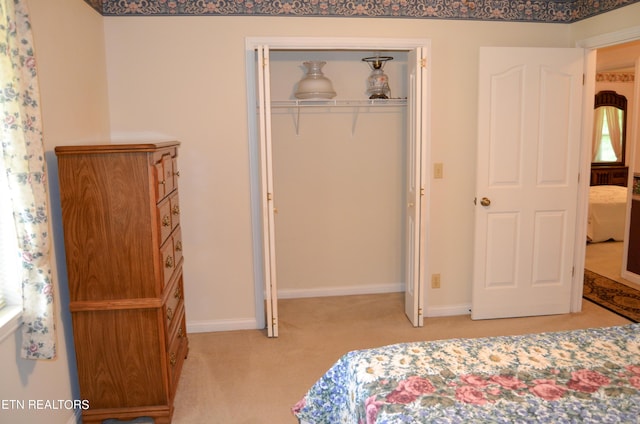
[597,40,640,73]
[84,0,640,24]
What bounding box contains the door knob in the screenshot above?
[480,197,491,207]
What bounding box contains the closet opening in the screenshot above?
[246,38,431,337]
[271,50,407,300]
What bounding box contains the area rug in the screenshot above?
[583,269,640,322]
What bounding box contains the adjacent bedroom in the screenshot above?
[585,41,640,307]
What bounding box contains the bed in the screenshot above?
[588,185,628,242]
[292,324,640,423]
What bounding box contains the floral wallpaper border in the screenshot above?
[596,72,635,83]
[84,0,640,23]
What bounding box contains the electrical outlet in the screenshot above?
[431,273,441,289]
[434,163,443,179]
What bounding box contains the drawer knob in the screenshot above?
[162,215,171,227]
[167,307,174,321]
[159,180,166,186]
[165,255,174,268]
[174,171,180,177]
[170,352,177,367]
[175,241,183,252]
[174,287,182,300]
[178,327,184,338]
[172,205,180,215]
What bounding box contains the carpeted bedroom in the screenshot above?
[172,293,634,423]
[169,242,640,422]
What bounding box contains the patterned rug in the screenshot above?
[583,269,640,323]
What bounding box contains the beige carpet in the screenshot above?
[172,292,630,424]
[585,241,640,291]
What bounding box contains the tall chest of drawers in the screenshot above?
[55,141,188,424]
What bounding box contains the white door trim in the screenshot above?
[576,27,640,50]
[621,54,640,285]
[245,37,431,330]
[405,46,429,327]
[246,36,433,51]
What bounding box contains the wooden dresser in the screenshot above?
[55,141,188,424]
[590,165,629,187]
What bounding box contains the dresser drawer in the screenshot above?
[160,238,175,288]
[167,309,188,396]
[157,191,180,246]
[164,272,184,336]
[169,192,180,231]
[153,148,178,200]
[157,196,173,245]
[173,227,183,267]
[160,226,184,288]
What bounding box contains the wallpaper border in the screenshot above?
[84,0,640,23]
[596,72,635,82]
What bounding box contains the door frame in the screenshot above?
[572,26,640,312]
[245,37,431,332]
[621,53,640,285]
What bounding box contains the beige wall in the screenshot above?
[3,0,639,420]
[31,1,111,146]
[569,3,640,44]
[103,16,575,327]
[0,0,110,423]
[101,9,640,327]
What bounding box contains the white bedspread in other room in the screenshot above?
[588,185,627,242]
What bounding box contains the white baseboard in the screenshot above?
[185,292,470,334]
[187,318,258,333]
[426,303,471,317]
[67,409,81,424]
[621,270,640,287]
[277,283,404,299]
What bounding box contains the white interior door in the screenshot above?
[257,45,279,337]
[405,47,427,327]
[472,47,584,320]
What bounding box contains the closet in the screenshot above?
[246,38,430,336]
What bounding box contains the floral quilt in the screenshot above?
[292,324,640,423]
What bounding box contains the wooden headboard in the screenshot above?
[590,165,628,186]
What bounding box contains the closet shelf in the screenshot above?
[269,98,407,136]
[271,98,407,108]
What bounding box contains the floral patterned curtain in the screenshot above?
[0,0,55,359]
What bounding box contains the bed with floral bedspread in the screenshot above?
[292,324,640,423]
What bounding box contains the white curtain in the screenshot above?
[605,106,623,162]
[592,106,623,162]
[592,107,605,161]
[0,0,56,359]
